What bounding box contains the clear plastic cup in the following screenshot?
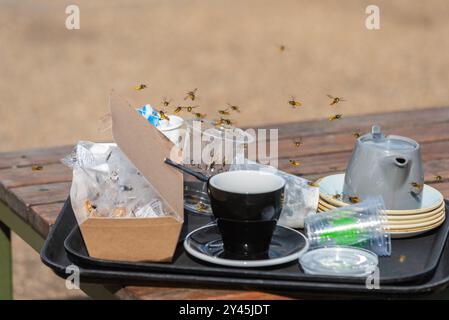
[305,197,391,256]
[181,120,254,215]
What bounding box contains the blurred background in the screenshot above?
[1,0,449,299]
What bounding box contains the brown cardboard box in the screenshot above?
[79,92,184,262]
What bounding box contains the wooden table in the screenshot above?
[1,106,449,299]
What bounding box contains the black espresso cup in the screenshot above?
[208,170,286,259]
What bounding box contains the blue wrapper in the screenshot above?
[137,104,160,127]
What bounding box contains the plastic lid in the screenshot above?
[361,125,417,151]
[299,247,378,277]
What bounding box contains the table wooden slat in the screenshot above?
[266,106,449,139]
[12,182,71,207]
[278,139,449,176]
[277,121,449,156]
[0,163,72,190]
[0,145,73,170]
[0,187,70,238]
[119,286,292,300]
[29,202,66,236]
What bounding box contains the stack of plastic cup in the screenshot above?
[305,197,391,256]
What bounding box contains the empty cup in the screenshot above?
[208,170,286,259]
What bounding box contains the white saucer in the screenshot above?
[318,173,444,214]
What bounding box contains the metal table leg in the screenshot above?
[0,220,13,300]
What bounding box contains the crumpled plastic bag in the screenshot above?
[229,159,319,228]
[63,141,181,225]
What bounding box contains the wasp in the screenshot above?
[31,165,43,171]
[193,112,206,119]
[278,44,286,52]
[174,105,198,113]
[222,156,228,166]
[434,175,443,182]
[184,88,198,101]
[288,96,302,108]
[185,105,198,112]
[134,84,147,91]
[227,103,241,112]
[84,200,97,215]
[212,119,222,127]
[308,181,319,187]
[332,193,341,200]
[158,111,170,121]
[162,97,172,107]
[289,160,301,167]
[218,108,230,116]
[182,105,199,112]
[207,161,216,172]
[328,114,342,121]
[293,138,303,148]
[196,202,208,212]
[353,132,361,138]
[411,182,424,190]
[217,118,234,126]
[173,106,182,114]
[348,196,360,204]
[327,94,346,106]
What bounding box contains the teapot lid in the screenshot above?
[361,125,418,151]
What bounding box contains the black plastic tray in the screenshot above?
[41,198,449,297]
[65,198,448,285]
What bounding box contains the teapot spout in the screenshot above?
[393,156,409,168]
[381,155,411,187]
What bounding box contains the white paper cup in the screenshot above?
[157,115,184,146]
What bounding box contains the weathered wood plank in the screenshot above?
[263,106,449,139]
[29,202,65,238]
[0,145,73,170]
[277,121,449,157]
[10,182,71,207]
[0,182,70,234]
[5,182,68,219]
[277,139,449,175]
[0,163,72,190]
[121,286,291,300]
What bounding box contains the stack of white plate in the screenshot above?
[316,174,445,238]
